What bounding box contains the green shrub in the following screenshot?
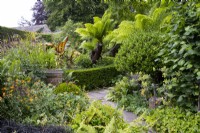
[158,2,200,110]
[0,79,89,126]
[115,30,163,76]
[72,101,126,133]
[74,54,92,68]
[143,107,200,133]
[75,55,114,69]
[95,56,114,66]
[64,65,121,90]
[107,74,148,115]
[36,33,52,42]
[54,82,82,95]
[0,26,29,40]
[4,41,58,80]
[107,76,140,101]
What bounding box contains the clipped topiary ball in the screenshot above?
[54,82,82,95]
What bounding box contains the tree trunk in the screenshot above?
[90,43,102,64]
[109,44,120,57]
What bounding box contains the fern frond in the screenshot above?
[77,122,97,133]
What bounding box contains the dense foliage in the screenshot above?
[158,2,200,110]
[76,12,115,50]
[0,26,29,40]
[43,0,107,31]
[0,79,89,127]
[54,82,83,95]
[72,101,126,133]
[115,30,163,77]
[64,65,121,90]
[3,41,58,80]
[143,107,200,132]
[107,74,148,114]
[53,19,83,48]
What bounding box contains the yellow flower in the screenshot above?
[10,85,14,89]
[3,92,6,97]
[141,89,146,96]
[22,80,25,84]
[29,97,33,102]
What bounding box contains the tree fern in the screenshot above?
[75,12,115,51]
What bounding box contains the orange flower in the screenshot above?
[10,85,14,89]
[2,87,6,91]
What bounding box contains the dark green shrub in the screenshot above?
[74,54,92,68]
[54,82,82,95]
[115,30,163,76]
[0,26,29,40]
[95,56,114,66]
[64,65,121,90]
[158,2,200,110]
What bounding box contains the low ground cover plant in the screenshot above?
[0,78,89,129]
[143,107,200,133]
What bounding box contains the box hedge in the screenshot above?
[0,26,29,40]
[64,65,121,90]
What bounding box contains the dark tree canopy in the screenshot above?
[43,0,107,31]
[32,0,48,25]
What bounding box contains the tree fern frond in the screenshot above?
[93,16,101,23]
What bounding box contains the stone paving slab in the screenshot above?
[87,89,138,123]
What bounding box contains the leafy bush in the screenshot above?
[74,55,114,68]
[72,101,126,133]
[4,41,58,80]
[158,2,200,110]
[143,107,200,133]
[95,56,114,66]
[64,65,121,90]
[36,33,52,42]
[0,26,29,40]
[54,82,82,95]
[54,19,83,48]
[115,30,163,76]
[107,76,140,101]
[74,54,92,68]
[107,74,148,114]
[0,79,89,126]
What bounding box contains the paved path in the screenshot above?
[87,89,138,123]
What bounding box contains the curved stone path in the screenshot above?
[87,88,138,123]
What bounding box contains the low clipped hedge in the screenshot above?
[64,65,121,90]
[0,26,29,40]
